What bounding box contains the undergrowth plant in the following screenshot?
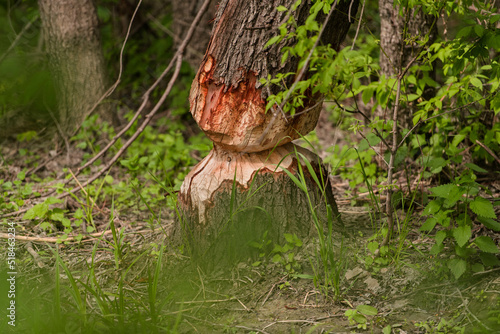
[264,0,500,280]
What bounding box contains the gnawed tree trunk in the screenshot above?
[176,0,358,265]
[38,0,111,136]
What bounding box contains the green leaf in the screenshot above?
[470,197,496,218]
[356,305,378,316]
[470,77,483,90]
[479,252,500,267]
[50,210,65,222]
[435,230,447,244]
[479,217,500,231]
[465,163,488,173]
[367,241,379,254]
[272,254,282,263]
[420,217,437,232]
[431,184,457,198]
[474,236,499,253]
[276,5,288,11]
[423,200,441,215]
[264,35,282,49]
[362,88,374,104]
[407,94,420,101]
[448,258,467,279]
[46,197,62,205]
[17,171,26,181]
[453,225,471,247]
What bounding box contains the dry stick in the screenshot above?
[456,287,493,332]
[0,15,38,64]
[25,242,45,268]
[382,72,402,247]
[77,0,144,127]
[476,139,500,165]
[350,0,366,50]
[0,0,211,219]
[257,0,339,145]
[0,230,113,243]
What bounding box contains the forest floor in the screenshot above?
[1,118,500,333]
[1,206,499,333]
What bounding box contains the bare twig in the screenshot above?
[456,287,493,332]
[476,139,500,165]
[78,0,144,125]
[26,242,45,268]
[350,0,365,50]
[382,69,402,247]
[0,15,38,64]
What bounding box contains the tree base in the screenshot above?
[174,143,342,268]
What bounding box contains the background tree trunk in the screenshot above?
[38,0,111,136]
[176,0,358,266]
[378,0,437,127]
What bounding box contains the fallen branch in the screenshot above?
[0,230,113,243]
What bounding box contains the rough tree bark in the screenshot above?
[176,0,358,265]
[378,0,437,125]
[38,0,111,136]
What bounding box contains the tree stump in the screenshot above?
[176,143,340,265]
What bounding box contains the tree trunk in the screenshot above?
[378,0,437,126]
[38,0,111,136]
[176,0,358,266]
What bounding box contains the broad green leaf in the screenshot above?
[23,207,37,220]
[276,5,288,11]
[448,258,467,279]
[435,230,447,244]
[357,305,378,316]
[480,252,500,267]
[423,200,441,215]
[474,236,499,253]
[420,217,437,232]
[50,210,65,222]
[470,197,496,218]
[479,217,500,231]
[34,202,49,218]
[470,77,483,90]
[46,197,63,205]
[453,225,471,247]
[367,241,379,254]
[431,184,458,198]
[264,35,282,49]
[407,94,420,101]
[362,87,374,104]
[465,163,488,173]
